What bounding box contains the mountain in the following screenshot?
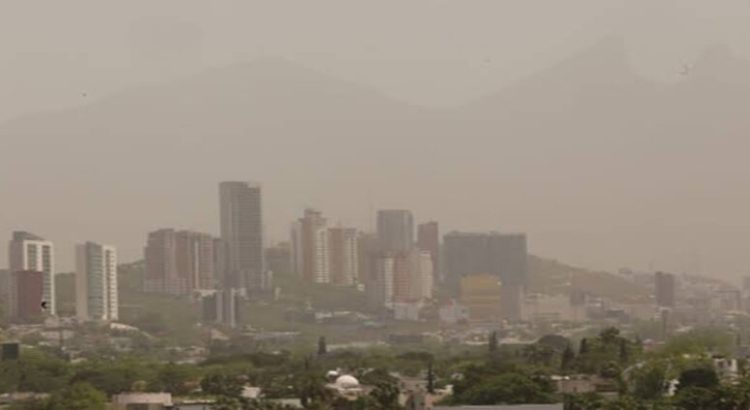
[527,255,649,303]
[2,39,750,276]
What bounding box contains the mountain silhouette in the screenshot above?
[2,39,750,274]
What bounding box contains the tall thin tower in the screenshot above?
[76,242,118,321]
[219,181,266,293]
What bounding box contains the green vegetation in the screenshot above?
[3,324,750,409]
[32,261,750,409]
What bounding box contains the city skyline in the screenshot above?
[3,3,750,407]
[4,41,750,279]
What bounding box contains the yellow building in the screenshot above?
[460,274,502,321]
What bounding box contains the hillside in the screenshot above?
[527,255,649,303]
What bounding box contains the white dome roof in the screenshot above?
[335,375,360,388]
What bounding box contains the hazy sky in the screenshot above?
[2,0,750,118]
[3,0,750,277]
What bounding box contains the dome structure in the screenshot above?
[335,375,360,389]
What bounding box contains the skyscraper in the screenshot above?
[13,271,44,322]
[487,233,527,287]
[8,231,55,317]
[76,242,118,321]
[376,210,414,253]
[144,229,217,295]
[392,249,434,303]
[219,181,266,292]
[0,269,8,317]
[366,249,433,311]
[655,271,676,308]
[444,231,527,321]
[444,231,528,289]
[417,221,440,281]
[357,232,379,287]
[175,230,216,292]
[368,255,395,309]
[290,209,330,284]
[328,227,359,286]
[265,242,292,277]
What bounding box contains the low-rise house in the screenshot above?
[111,392,172,410]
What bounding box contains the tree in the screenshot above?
[295,372,330,408]
[561,345,575,372]
[599,361,621,380]
[453,372,555,405]
[318,337,327,356]
[677,367,719,391]
[488,331,499,353]
[599,327,621,347]
[563,392,603,410]
[618,339,629,364]
[538,334,572,352]
[579,338,589,355]
[523,344,554,367]
[426,361,435,394]
[201,373,244,398]
[673,386,721,410]
[632,363,667,401]
[45,383,107,410]
[155,363,196,396]
[369,380,400,410]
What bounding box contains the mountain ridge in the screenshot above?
[3,39,750,276]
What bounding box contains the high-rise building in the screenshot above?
[444,231,528,292]
[411,251,434,301]
[265,242,292,276]
[219,181,266,292]
[144,229,178,294]
[460,274,502,322]
[13,271,44,322]
[0,269,9,318]
[367,249,433,310]
[499,284,524,321]
[417,221,440,281]
[175,231,216,291]
[369,255,395,309]
[8,231,55,317]
[393,250,434,303]
[290,209,330,284]
[444,232,488,291]
[328,227,359,286]
[76,242,118,322]
[444,231,527,320]
[376,210,414,253]
[488,233,527,287]
[201,288,242,327]
[655,271,676,308]
[357,232,379,287]
[144,229,217,295]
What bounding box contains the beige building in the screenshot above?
[144,229,216,295]
[328,227,359,286]
[76,241,118,321]
[8,231,55,317]
[291,209,330,284]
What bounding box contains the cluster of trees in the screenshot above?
[565,366,750,410]
[0,346,418,410]
[5,325,750,410]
